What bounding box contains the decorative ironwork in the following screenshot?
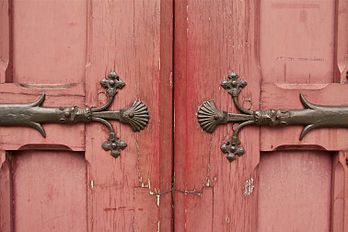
[198,72,348,162]
[0,71,149,158]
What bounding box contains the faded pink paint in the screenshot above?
[175,0,348,231]
[1,0,348,231]
[0,0,173,231]
[258,151,332,232]
[13,151,87,231]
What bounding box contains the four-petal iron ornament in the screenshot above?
[0,71,149,158]
[198,72,348,162]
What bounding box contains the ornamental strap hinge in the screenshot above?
[197,72,348,162]
[0,71,149,158]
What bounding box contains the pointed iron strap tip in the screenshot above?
[28,93,46,107]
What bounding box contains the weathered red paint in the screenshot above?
[0,0,173,231]
[1,0,348,231]
[174,0,260,231]
[174,0,348,231]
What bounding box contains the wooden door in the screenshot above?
[175,0,348,232]
[0,0,172,231]
[2,0,348,231]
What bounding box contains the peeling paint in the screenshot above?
[90,180,94,189]
[169,71,173,88]
[244,178,254,196]
[138,177,162,207]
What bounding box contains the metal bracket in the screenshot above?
[0,71,149,158]
[198,72,348,162]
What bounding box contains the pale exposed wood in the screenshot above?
[174,0,260,231]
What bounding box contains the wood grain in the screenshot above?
[85,0,173,231]
[174,0,260,231]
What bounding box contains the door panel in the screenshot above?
[174,0,260,231]
[13,151,86,231]
[0,0,173,231]
[84,0,172,231]
[260,0,335,83]
[1,0,348,231]
[258,151,332,232]
[13,0,87,84]
[175,0,348,231]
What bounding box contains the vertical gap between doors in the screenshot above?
[5,0,14,83]
[171,0,175,231]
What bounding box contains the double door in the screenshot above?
[0,0,347,231]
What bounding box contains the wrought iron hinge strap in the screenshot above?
[197,72,348,162]
[0,71,149,158]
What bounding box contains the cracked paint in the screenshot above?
[244,178,254,196]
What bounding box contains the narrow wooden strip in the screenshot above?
[0,83,85,97]
[0,151,12,232]
[334,0,348,83]
[0,0,11,83]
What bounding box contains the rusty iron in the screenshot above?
[0,71,149,158]
[197,72,348,162]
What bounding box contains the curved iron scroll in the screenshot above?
[0,71,149,158]
[198,72,348,162]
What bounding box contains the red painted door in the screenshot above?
[2,0,348,232]
[0,0,172,231]
[174,0,348,232]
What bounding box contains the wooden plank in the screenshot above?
[0,0,11,83]
[174,0,260,231]
[332,151,348,232]
[0,151,12,232]
[84,0,173,231]
[0,83,84,97]
[174,189,213,232]
[335,0,348,83]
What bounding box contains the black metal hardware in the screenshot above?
[197,72,348,162]
[0,71,149,158]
